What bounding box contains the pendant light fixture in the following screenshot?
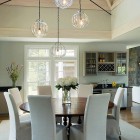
[51,7,66,57]
[55,0,73,9]
[31,0,48,38]
[72,0,89,28]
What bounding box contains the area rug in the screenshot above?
[0,120,140,140]
[120,120,140,140]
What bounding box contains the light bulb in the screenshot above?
[31,19,48,38]
[72,10,89,28]
[55,0,73,9]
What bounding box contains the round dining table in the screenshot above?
[20,97,114,125]
[20,97,114,140]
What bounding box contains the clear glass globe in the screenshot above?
[51,42,66,57]
[72,10,89,28]
[55,0,73,9]
[31,19,48,38]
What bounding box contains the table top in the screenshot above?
[20,97,114,117]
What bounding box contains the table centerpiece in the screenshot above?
[56,76,79,104]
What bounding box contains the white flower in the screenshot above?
[56,76,79,91]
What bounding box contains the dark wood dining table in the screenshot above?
[20,97,114,140]
[20,97,114,125]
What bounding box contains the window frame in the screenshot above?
[24,45,79,101]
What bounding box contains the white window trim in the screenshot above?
[24,45,79,101]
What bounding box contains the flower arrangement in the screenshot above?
[6,62,23,87]
[56,76,79,91]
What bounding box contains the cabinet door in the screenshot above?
[116,52,127,75]
[83,52,97,76]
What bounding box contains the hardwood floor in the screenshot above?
[120,102,140,128]
[0,102,140,129]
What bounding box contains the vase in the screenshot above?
[12,80,16,87]
[62,90,71,104]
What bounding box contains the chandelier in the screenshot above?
[51,7,66,57]
[72,0,89,28]
[31,0,48,37]
[55,0,73,9]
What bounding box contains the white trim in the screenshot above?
[24,44,79,100]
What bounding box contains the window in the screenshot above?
[24,45,79,100]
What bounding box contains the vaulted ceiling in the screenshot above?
[0,0,140,46]
[1,0,118,10]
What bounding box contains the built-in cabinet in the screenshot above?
[115,52,127,75]
[98,52,115,72]
[83,51,127,76]
[102,88,132,108]
[83,52,97,75]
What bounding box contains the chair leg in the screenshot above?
[119,136,121,140]
[77,116,82,124]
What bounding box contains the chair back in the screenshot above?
[8,88,23,115]
[78,84,93,97]
[4,92,20,140]
[37,85,52,95]
[84,93,110,140]
[28,95,56,140]
[112,87,125,123]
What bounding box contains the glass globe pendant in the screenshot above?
[72,0,89,28]
[51,7,66,58]
[55,0,73,9]
[72,10,89,28]
[31,0,48,38]
[32,19,48,38]
[51,42,66,57]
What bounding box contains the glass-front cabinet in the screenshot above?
[83,52,97,76]
[115,52,127,75]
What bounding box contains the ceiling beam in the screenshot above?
[105,0,112,9]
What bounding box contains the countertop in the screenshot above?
[94,84,132,90]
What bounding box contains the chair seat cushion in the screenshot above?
[107,118,120,140]
[19,113,31,122]
[56,125,67,140]
[107,114,115,120]
[70,124,83,140]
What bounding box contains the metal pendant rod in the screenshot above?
[0,0,11,5]
[90,0,111,15]
[58,7,59,44]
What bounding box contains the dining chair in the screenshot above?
[70,93,110,140]
[78,84,93,97]
[71,84,93,125]
[107,87,125,140]
[28,95,67,140]
[4,92,31,140]
[37,85,52,95]
[37,85,62,124]
[8,87,30,122]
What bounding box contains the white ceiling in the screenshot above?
[1,0,114,10]
[0,0,140,46]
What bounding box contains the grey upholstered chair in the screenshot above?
[70,93,110,140]
[4,92,31,140]
[71,84,93,124]
[8,87,30,122]
[107,87,125,140]
[37,85,52,95]
[28,95,67,140]
[37,85,62,124]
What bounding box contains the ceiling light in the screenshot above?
[72,0,89,28]
[51,7,66,57]
[31,0,48,38]
[55,0,73,9]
